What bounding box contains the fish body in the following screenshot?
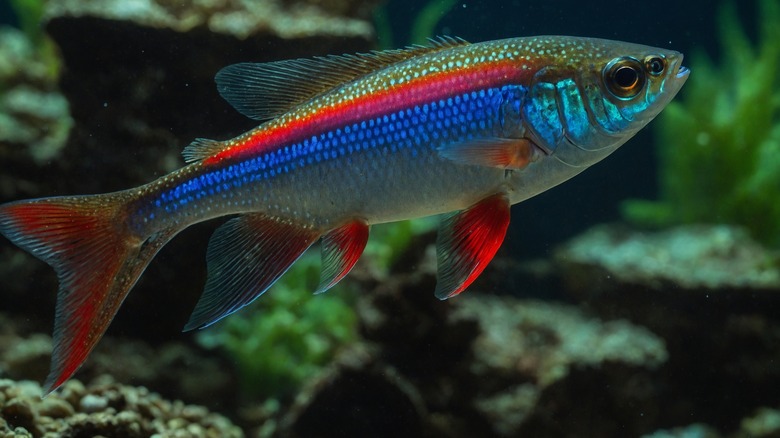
[0,36,688,393]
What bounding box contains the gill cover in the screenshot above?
[522,66,624,154]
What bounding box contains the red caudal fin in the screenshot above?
[0,194,176,395]
[434,193,510,300]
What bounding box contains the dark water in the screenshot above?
[0,1,17,27]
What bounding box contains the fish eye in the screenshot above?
[645,55,666,76]
[603,57,645,100]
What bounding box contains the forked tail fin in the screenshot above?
[0,194,176,395]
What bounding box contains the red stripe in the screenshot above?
[205,60,528,165]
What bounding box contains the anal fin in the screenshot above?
[315,219,369,294]
[184,214,321,330]
[435,193,510,299]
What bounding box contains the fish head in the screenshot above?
[523,37,689,158]
[506,37,689,203]
[577,39,690,149]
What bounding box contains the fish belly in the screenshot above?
[259,146,507,226]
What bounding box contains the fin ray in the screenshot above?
[182,138,227,163]
[0,195,176,394]
[437,137,541,169]
[216,36,470,121]
[184,214,321,330]
[315,219,369,294]
[435,194,510,299]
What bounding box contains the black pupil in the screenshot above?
[614,66,639,88]
[649,58,664,74]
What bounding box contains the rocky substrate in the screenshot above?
[0,313,238,414]
[0,378,241,438]
[555,223,780,435]
[558,223,780,291]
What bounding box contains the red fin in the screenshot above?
[315,219,369,294]
[437,137,542,169]
[184,214,321,331]
[0,195,174,395]
[435,194,510,299]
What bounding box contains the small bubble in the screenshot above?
[103,102,108,108]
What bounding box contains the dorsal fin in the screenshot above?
[215,36,470,121]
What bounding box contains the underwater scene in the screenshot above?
[0,0,778,436]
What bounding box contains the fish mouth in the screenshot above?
[672,53,690,80]
[659,55,689,103]
[676,65,690,79]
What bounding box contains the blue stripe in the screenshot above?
[142,86,525,220]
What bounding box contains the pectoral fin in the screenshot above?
[435,193,510,299]
[184,214,320,330]
[436,137,541,169]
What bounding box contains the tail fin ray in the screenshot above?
[0,195,175,394]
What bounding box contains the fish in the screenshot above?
[0,36,689,394]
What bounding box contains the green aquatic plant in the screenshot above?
[408,0,458,45]
[622,0,780,246]
[9,0,45,43]
[373,0,459,49]
[196,252,359,399]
